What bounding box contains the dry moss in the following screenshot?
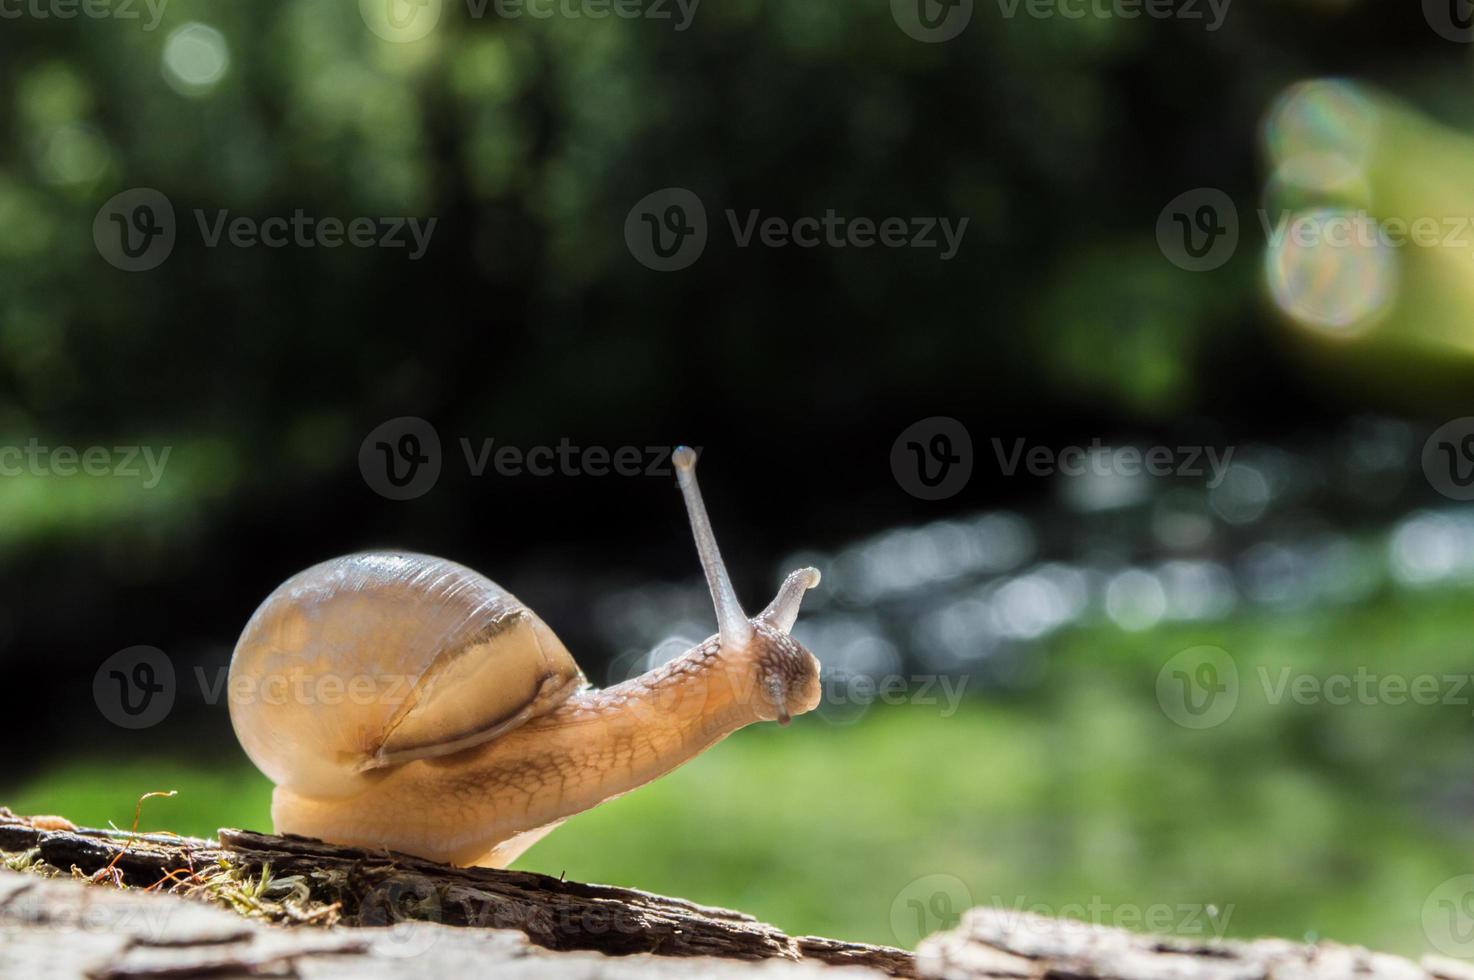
[1,842,342,928]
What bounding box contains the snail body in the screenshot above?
[228,448,822,867]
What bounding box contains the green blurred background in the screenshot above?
[7,0,1474,963]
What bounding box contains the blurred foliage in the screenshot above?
[3,0,1471,490]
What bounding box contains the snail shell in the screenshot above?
[228,552,585,800]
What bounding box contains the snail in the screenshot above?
[228,447,823,867]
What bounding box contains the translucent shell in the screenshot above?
[228,553,585,799]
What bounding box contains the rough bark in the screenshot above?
[3,809,1471,980]
[916,905,1474,980]
[0,809,913,976]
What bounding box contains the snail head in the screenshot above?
[672,446,822,725]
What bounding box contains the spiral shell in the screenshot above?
[228,552,584,799]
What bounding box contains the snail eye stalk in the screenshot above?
[672,446,753,650]
[758,567,821,634]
